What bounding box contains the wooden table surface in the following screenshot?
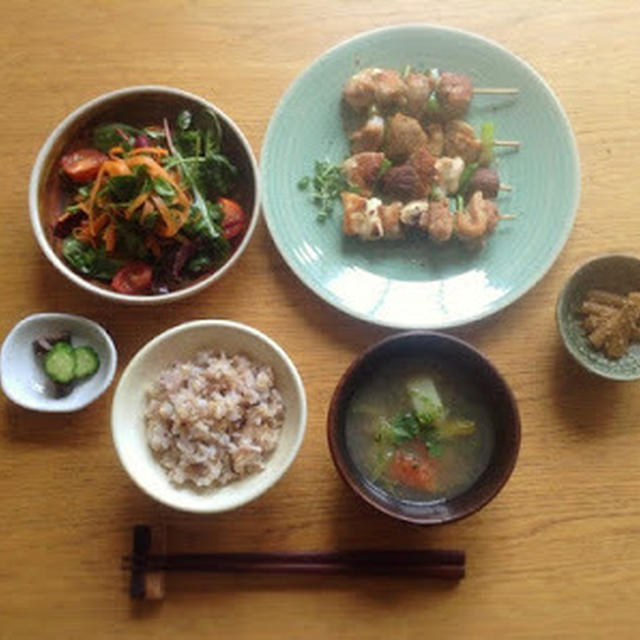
[2,1,640,637]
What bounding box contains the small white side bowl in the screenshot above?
[111,320,307,513]
[0,313,117,412]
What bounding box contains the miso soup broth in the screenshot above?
[345,357,494,502]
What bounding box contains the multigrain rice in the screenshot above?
[144,350,285,488]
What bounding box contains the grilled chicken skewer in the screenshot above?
[349,111,519,163]
[341,188,509,247]
[342,151,511,202]
[343,68,518,120]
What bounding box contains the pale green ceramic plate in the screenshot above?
[261,25,580,329]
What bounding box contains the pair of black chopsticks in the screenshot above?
[123,525,465,599]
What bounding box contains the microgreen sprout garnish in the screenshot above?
[298,159,355,221]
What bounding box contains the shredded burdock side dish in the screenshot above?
[579,289,640,359]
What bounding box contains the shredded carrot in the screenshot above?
[103,159,131,176]
[140,200,154,225]
[103,223,117,253]
[73,223,96,246]
[86,164,107,234]
[151,194,180,237]
[57,210,77,224]
[109,146,125,157]
[93,213,110,235]
[126,191,151,220]
[128,147,169,157]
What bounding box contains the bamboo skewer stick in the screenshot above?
[474,88,519,95]
[493,140,521,148]
[499,184,513,191]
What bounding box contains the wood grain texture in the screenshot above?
[1,1,640,637]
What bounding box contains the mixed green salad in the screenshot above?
[54,109,248,295]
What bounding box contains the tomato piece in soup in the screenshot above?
[387,442,436,491]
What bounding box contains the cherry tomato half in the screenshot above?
[218,197,247,240]
[60,148,107,183]
[111,262,153,295]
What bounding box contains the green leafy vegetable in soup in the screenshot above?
[346,360,494,501]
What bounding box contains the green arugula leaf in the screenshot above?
[115,219,152,260]
[152,176,175,198]
[171,110,237,201]
[93,123,143,152]
[107,175,141,203]
[186,251,215,275]
[61,237,123,281]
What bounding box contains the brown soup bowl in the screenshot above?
[327,331,521,525]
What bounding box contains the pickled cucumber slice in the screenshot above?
[73,346,100,379]
[44,342,76,384]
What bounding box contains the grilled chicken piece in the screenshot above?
[435,72,473,119]
[423,199,454,243]
[342,193,382,240]
[400,200,429,227]
[349,114,385,153]
[342,69,376,111]
[424,123,444,157]
[343,68,408,112]
[399,198,453,243]
[341,193,403,240]
[379,201,403,239]
[408,147,439,193]
[383,113,428,162]
[371,68,408,110]
[455,190,500,243]
[443,120,482,164]
[435,156,465,195]
[342,152,385,196]
[403,72,435,119]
